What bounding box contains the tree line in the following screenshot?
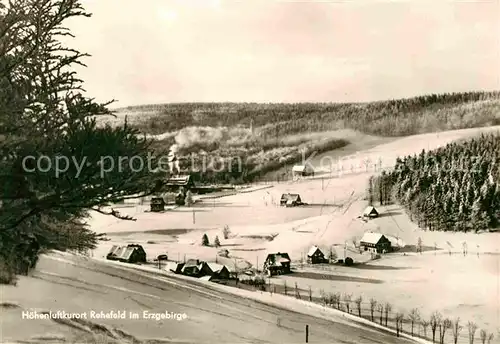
[131,91,500,137]
[370,133,500,232]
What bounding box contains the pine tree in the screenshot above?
[201,234,209,246]
[214,235,221,248]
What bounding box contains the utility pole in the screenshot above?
[192,210,195,224]
[305,325,309,343]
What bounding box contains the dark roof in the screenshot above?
[107,244,145,261]
[363,206,379,216]
[265,252,291,266]
[307,245,324,257]
[280,193,301,201]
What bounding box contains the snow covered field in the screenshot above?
[3,125,499,343]
[88,125,500,341]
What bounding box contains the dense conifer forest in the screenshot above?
[371,133,500,232]
[128,91,500,137]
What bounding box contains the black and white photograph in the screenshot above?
[1,0,499,343]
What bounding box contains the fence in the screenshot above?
[235,278,497,344]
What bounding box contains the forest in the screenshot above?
[370,133,500,232]
[129,91,500,137]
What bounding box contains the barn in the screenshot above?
[359,233,392,254]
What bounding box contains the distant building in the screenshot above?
[362,206,379,218]
[280,193,303,207]
[165,175,195,194]
[106,244,147,263]
[205,263,230,280]
[292,165,314,177]
[163,175,195,205]
[263,252,291,275]
[150,197,165,212]
[181,259,202,276]
[307,245,327,264]
[359,233,392,254]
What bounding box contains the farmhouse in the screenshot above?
[359,233,392,254]
[280,193,303,207]
[307,245,326,264]
[263,252,291,275]
[106,244,147,263]
[292,165,314,177]
[362,206,379,218]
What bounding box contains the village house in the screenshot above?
[181,259,202,276]
[106,244,147,264]
[280,193,303,207]
[307,245,327,264]
[359,233,392,254]
[163,175,195,205]
[292,164,314,177]
[362,206,379,218]
[263,252,291,275]
[205,263,230,280]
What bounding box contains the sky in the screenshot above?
[67,0,500,107]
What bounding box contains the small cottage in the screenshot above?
[359,233,392,254]
[362,206,379,218]
[292,165,314,177]
[150,197,165,212]
[263,252,291,275]
[106,244,147,263]
[181,259,201,276]
[280,193,303,207]
[307,245,327,264]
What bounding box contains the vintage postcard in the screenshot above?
[1,0,499,343]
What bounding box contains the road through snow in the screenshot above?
[2,253,418,344]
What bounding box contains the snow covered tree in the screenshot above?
[223,224,231,239]
[214,235,220,248]
[0,0,166,284]
[201,234,209,246]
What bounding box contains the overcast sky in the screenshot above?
[68,0,500,107]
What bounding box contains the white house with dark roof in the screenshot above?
[359,232,392,254]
